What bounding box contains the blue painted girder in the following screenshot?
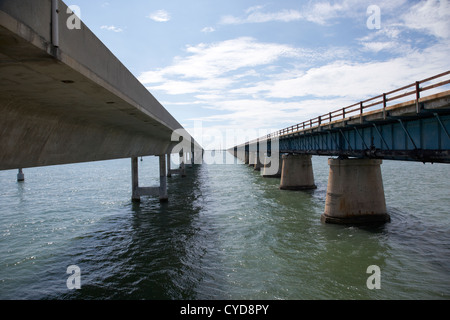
[272,112,450,163]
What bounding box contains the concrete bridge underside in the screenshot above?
[0,1,194,171]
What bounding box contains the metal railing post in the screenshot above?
[415,81,421,113]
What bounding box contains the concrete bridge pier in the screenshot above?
[131,155,168,203]
[237,150,250,164]
[254,153,263,171]
[321,158,390,224]
[131,157,140,202]
[167,153,173,177]
[17,168,24,182]
[180,152,186,177]
[186,152,192,168]
[158,155,168,202]
[248,152,256,167]
[279,154,316,190]
[262,154,282,178]
[167,153,187,177]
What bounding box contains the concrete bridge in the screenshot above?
[0,0,202,202]
[231,71,450,225]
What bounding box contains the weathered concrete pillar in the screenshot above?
[131,157,140,202]
[17,168,24,182]
[279,154,316,190]
[167,153,172,177]
[244,151,249,164]
[159,154,168,202]
[262,155,282,178]
[179,152,186,177]
[186,152,192,167]
[131,155,169,203]
[248,152,256,167]
[321,158,390,224]
[253,153,263,171]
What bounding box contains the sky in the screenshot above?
[69,0,450,149]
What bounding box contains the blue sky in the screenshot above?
[70,0,450,149]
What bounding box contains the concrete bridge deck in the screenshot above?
[0,0,201,171]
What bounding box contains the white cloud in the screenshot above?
[360,41,397,53]
[201,26,215,33]
[245,5,266,14]
[139,37,302,89]
[402,0,450,39]
[301,0,407,25]
[220,7,303,24]
[236,41,449,101]
[148,10,171,22]
[356,0,450,54]
[302,1,346,25]
[146,77,233,95]
[100,25,123,32]
[138,1,450,148]
[218,1,407,27]
[149,38,449,140]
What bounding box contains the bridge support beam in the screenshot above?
[131,157,140,202]
[167,153,172,177]
[280,154,316,190]
[180,152,186,177]
[17,168,24,182]
[167,153,186,177]
[262,155,282,178]
[254,154,263,171]
[158,155,168,202]
[131,155,168,203]
[321,158,390,224]
[186,152,192,168]
[248,152,256,167]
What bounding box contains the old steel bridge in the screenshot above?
[233,71,450,164]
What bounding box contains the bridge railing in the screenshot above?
[254,70,450,143]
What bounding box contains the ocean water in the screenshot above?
[0,152,449,300]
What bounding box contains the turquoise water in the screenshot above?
[0,152,449,299]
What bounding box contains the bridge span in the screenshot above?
[0,0,202,202]
[231,71,450,225]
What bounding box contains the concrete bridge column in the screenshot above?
[254,153,263,171]
[131,155,169,203]
[321,158,390,224]
[279,154,316,190]
[262,154,282,178]
[167,153,172,177]
[158,155,168,202]
[17,168,24,182]
[186,152,192,168]
[245,151,249,164]
[179,152,186,177]
[131,157,141,202]
[248,152,256,167]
